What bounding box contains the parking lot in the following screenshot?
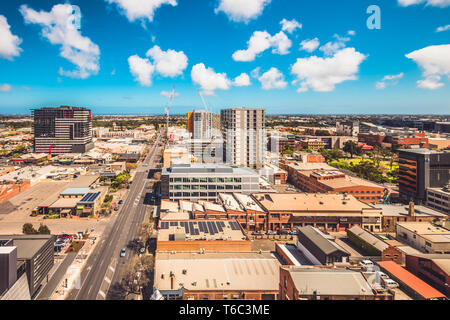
[0,181,112,235]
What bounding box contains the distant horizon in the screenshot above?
[1,108,449,117]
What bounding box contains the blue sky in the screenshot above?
[0,0,449,115]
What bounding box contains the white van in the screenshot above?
[359,260,374,269]
[384,279,399,289]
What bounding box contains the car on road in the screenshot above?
[120,247,127,257]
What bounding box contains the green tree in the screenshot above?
[22,223,37,234]
[343,140,361,158]
[320,148,343,162]
[38,224,51,234]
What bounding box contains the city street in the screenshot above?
[66,131,162,300]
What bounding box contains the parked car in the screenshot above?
[383,279,399,289]
[120,247,127,257]
[58,234,72,239]
[359,260,374,269]
[277,230,289,235]
[288,230,297,235]
[378,271,390,280]
[118,200,123,204]
[266,230,276,235]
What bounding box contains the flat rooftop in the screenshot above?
[60,187,90,196]
[375,204,447,217]
[154,252,279,292]
[397,222,450,243]
[253,193,375,213]
[285,267,374,297]
[0,235,53,259]
[158,220,248,241]
[162,163,258,176]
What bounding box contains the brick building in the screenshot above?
[253,193,383,232]
[154,252,280,300]
[156,219,251,252]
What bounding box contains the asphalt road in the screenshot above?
[67,132,162,300]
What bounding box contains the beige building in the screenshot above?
[396,222,450,254]
[163,146,194,167]
[154,252,280,300]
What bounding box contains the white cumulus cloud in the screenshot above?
[436,24,450,32]
[319,34,351,56]
[406,44,450,90]
[128,55,155,86]
[376,72,404,89]
[300,38,320,53]
[258,67,287,90]
[280,18,302,34]
[291,47,367,92]
[0,15,22,60]
[232,30,291,61]
[398,0,450,7]
[105,0,177,23]
[233,73,251,86]
[191,63,231,94]
[20,4,100,79]
[215,0,271,23]
[146,45,188,77]
[0,84,12,92]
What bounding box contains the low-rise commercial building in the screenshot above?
[426,186,450,215]
[154,252,280,300]
[279,266,377,300]
[377,260,446,300]
[296,226,350,265]
[396,222,450,254]
[161,163,260,202]
[287,167,386,204]
[376,202,448,232]
[156,219,251,252]
[0,235,55,299]
[405,253,450,297]
[253,193,383,232]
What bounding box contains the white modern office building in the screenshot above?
[161,163,260,201]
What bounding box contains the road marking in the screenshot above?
[104,277,111,284]
[98,290,106,298]
[109,266,115,272]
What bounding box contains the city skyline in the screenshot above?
[0,0,449,115]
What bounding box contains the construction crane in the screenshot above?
[164,86,176,139]
[197,89,211,112]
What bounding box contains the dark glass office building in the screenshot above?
[398,149,450,203]
[33,106,94,155]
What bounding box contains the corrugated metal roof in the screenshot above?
[377,261,446,299]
